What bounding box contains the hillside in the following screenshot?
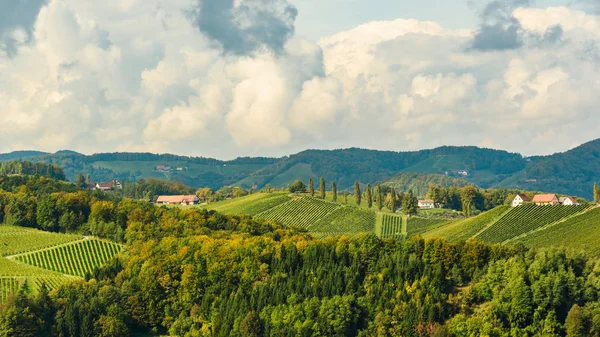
[383,172,471,196]
[1,138,599,198]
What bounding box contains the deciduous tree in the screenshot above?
[402,190,418,216]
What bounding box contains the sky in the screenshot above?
[1,0,599,159]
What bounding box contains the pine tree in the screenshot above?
[332,182,337,202]
[354,181,361,206]
[376,184,383,211]
[320,177,326,199]
[366,184,373,208]
[309,178,315,197]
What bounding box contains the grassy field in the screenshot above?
[202,192,291,216]
[423,205,511,242]
[267,163,315,188]
[514,207,600,253]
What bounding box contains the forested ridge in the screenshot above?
[1,177,600,336]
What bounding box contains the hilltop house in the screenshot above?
[560,196,580,206]
[512,194,530,207]
[532,194,559,206]
[418,199,435,209]
[95,180,122,191]
[156,195,200,206]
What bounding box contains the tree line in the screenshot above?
[0,161,66,181]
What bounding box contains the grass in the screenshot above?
[406,217,449,237]
[422,205,511,242]
[267,163,315,188]
[514,207,600,254]
[202,192,291,216]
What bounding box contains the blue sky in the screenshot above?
[1,0,600,158]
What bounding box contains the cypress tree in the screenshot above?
[366,184,372,208]
[344,191,348,204]
[391,189,397,213]
[354,181,361,206]
[320,177,326,199]
[332,182,337,202]
[309,178,315,197]
[595,182,599,203]
[376,184,383,211]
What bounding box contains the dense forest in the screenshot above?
[0,161,66,181]
[0,176,600,336]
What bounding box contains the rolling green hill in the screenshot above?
[2,138,599,198]
[383,172,471,196]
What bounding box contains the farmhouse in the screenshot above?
[156,195,200,206]
[418,199,435,209]
[532,194,559,206]
[95,180,122,191]
[560,196,580,206]
[512,194,530,207]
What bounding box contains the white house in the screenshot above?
[560,196,580,206]
[418,199,435,209]
[457,170,469,176]
[512,194,530,207]
[532,194,560,206]
[156,195,200,205]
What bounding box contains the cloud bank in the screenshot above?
[0,0,599,158]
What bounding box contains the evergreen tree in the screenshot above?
[320,177,326,199]
[354,181,361,206]
[376,184,383,211]
[402,190,418,216]
[595,182,599,203]
[309,178,315,197]
[85,174,91,184]
[565,304,586,337]
[344,191,348,204]
[332,182,337,202]
[366,184,373,208]
[75,174,86,189]
[240,311,262,337]
[289,180,307,193]
[390,189,397,213]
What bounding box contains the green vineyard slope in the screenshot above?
[377,214,405,239]
[0,226,82,256]
[310,207,376,234]
[422,205,510,242]
[515,207,600,253]
[406,217,449,237]
[475,204,590,244]
[15,239,123,277]
[203,192,291,216]
[256,197,341,229]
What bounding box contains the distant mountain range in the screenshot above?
[1,138,599,199]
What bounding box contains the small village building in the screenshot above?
[95,180,122,191]
[156,195,200,206]
[418,199,435,209]
[532,194,560,206]
[456,170,468,176]
[560,196,580,206]
[512,194,530,207]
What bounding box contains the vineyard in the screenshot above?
[256,197,342,229]
[0,258,73,303]
[475,204,591,244]
[423,205,511,242]
[515,207,600,253]
[15,239,123,277]
[310,207,376,234]
[203,192,291,216]
[376,214,405,239]
[0,227,82,256]
[406,217,449,237]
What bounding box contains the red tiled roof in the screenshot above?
[516,194,530,201]
[156,195,198,204]
[419,199,434,203]
[532,194,558,203]
[97,181,115,188]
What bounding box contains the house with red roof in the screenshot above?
[512,194,530,207]
[532,194,560,206]
[156,195,200,206]
[418,199,435,209]
[559,196,580,206]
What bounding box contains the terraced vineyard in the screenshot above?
[475,204,590,244]
[423,205,510,242]
[310,207,376,234]
[515,207,600,253]
[376,214,404,239]
[0,227,81,256]
[16,239,123,277]
[203,192,291,215]
[257,197,341,229]
[406,217,449,237]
